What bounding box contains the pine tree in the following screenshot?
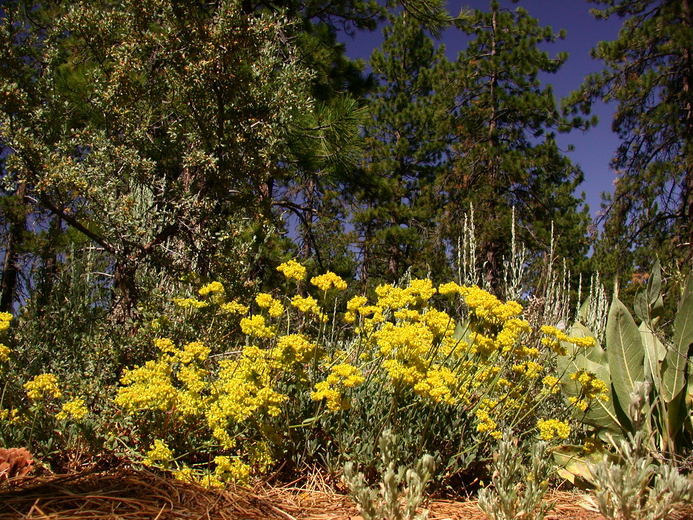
[0,0,319,317]
[566,0,692,281]
[444,0,590,293]
[353,12,452,284]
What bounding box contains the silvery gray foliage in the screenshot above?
[590,382,693,520]
[477,434,554,520]
[343,429,435,520]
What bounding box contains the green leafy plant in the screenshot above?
[590,382,693,520]
[477,434,554,520]
[558,265,692,457]
[342,429,435,520]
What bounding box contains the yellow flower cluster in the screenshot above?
[0,407,20,424]
[0,343,10,363]
[240,315,275,338]
[536,418,571,440]
[449,285,523,323]
[255,293,284,318]
[311,363,364,411]
[173,297,208,309]
[540,325,596,355]
[0,311,12,332]
[569,370,609,410]
[310,272,347,291]
[198,281,224,296]
[220,300,249,314]
[277,259,307,281]
[115,339,211,415]
[24,373,61,401]
[114,268,602,484]
[143,439,173,467]
[475,399,502,439]
[56,398,89,421]
[274,334,317,364]
[291,295,327,321]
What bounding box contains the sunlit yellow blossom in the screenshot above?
[311,272,347,291]
[311,363,364,411]
[214,455,250,484]
[173,297,208,309]
[143,439,173,467]
[153,337,176,353]
[406,279,437,304]
[56,398,88,421]
[240,315,275,338]
[438,281,463,296]
[541,375,561,394]
[570,370,609,403]
[276,259,306,281]
[511,361,543,379]
[220,300,249,315]
[24,373,61,400]
[274,334,317,364]
[421,309,453,337]
[255,293,284,317]
[346,295,368,312]
[413,366,458,404]
[291,295,327,321]
[540,325,596,354]
[460,286,522,322]
[0,408,20,424]
[116,359,177,412]
[0,343,10,362]
[0,312,12,332]
[177,341,210,363]
[375,284,415,309]
[537,419,571,441]
[198,281,224,296]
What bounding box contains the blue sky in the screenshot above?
[337,0,624,219]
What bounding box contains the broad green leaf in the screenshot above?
[606,297,645,418]
[639,321,666,392]
[647,260,662,306]
[552,445,605,487]
[662,274,693,402]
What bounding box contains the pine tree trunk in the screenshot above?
[0,182,28,312]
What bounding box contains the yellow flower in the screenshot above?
[537,419,571,441]
[220,300,249,315]
[0,408,20,424]
[438,281,463,296]
[0,343,10,362]
[0,312,12,332]
[198,281,224,296]
[255,293,284,318]
[214,455,251,484]
[143,439,173,467]
[310,272,347,291]
[311,363,364,411]
[172,297,208,309]
[24,373,61,401]
[277,259,306,281]
[177,341,210,363]
[291,295,327,321]
[240,315,275,338]
[153,337,176,353]
[57,398,89,421]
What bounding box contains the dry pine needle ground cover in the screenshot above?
[5,467,688,520]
